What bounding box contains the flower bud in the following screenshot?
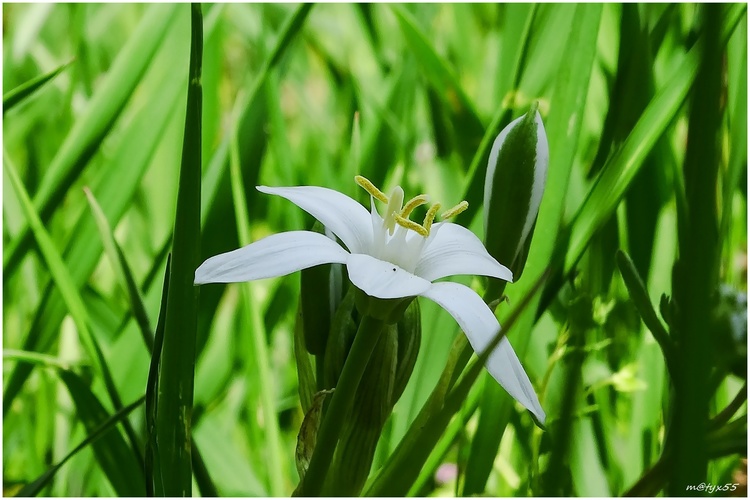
[322,299,421,495]
[392,298,421,405]
[327,324,398,496]
[300,221,345,356]
[322,288,359,389]
[484,103,549,282]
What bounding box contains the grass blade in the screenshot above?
[3,44,186,414]
[389,4,483,168]
[615,250,675,375]
[228,96,287,495]
[14,394,145,498]
[4,149,145,480]
[3,60,73,114]
[155,5,203,495]
[146,255,171,496]
[84,188,154,352]
[455,4,539,229]
[668,5,723,492]
[459,4,602,494]
[563,4,746,274]
[4,4,179,277]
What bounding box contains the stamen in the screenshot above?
[440,201,469,220]
[355,175,388,204]
[400,194,429,218]
[394,214,428,237]
[423,203,442,234]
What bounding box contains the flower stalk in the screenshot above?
[298,314,386,496]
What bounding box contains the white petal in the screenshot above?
[420,281,546,423]
[414,222,513,282]
[195,231,349,284]
[258,186,372,254]
[346,253,431,299]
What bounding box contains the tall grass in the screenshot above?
[3,3,746,497]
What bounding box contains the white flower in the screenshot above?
[195,176,545,423]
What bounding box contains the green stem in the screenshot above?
[300,314,386,496]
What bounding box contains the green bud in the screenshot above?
[326,325,398,496]
[392,298,421,405]
[300,221,344,356]
[322,288,359,389]
[484,103,549,283]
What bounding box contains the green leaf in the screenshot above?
[228,90,287,496]
[461,4,603,496]
[563,4,746,274]
[146,255,171,496]
[155,4,203,496]
[615,250,675,374]
[4,148,145,478]
[668,5,725,492]
[14,392,145,497]
[3,60,72,114]
[389,5,483,169]
[3,34,187,415]
[84,188,154,352]
[4,4,179,276]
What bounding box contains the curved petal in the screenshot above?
[195,231,349,284]
[258,186,372,254]
[420,281,546,423]
[346,253,431,299]
[414,222,513,282]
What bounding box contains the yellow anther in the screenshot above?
[440,201,469,220]
[423,203,442,234]
[355,175,388,204]
[400,194,429,218]
[394,214,428,237]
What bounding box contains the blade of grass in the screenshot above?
[460,7,541,495]
[3,44,186,415]
[389,4,484,169]
[563,4,746,275]
[455,4,539,229]
[227,94,287,495]
[5,353,144,496]
[14,394,145,498]
[84,188,154,352]
[3,349,82,371]
[668,5,723,493]
[616,250,676,374]
[460,4,602,494]
[4,148,146,484]
[146,255,171,496]
[154,4,202,496]
[4,4,179,277]
[3,60,73,114]
[720,16,747,271]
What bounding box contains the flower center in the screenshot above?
[354,175,468,238]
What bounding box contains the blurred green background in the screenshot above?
[3,3,747,497]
